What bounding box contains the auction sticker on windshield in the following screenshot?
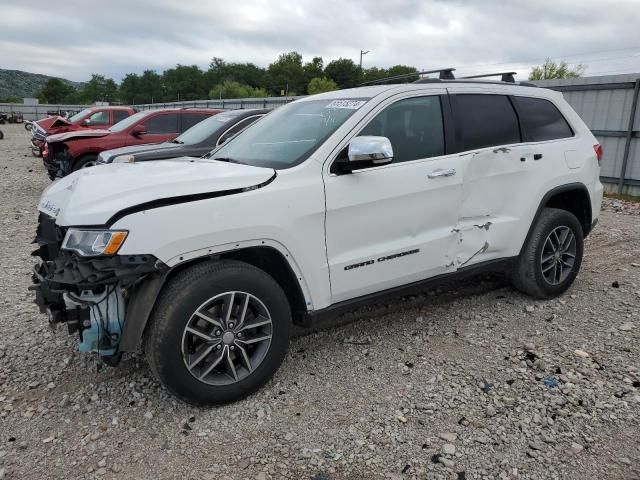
[325,99,366,109]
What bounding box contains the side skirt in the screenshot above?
[301,257,517,326]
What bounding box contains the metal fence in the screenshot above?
[533,74,640,195]
[133,97,300,111]
[3,73,639,195]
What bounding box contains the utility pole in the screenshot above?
[359,49,370,69]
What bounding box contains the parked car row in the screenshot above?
[31,76,604,405]
[42,107,225,178]
[0,111,24,124]
[29,106,137,157]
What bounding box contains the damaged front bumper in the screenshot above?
[31,213,164,358]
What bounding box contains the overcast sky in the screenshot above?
[2,0,639,82]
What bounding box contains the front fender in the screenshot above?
[164,238,313,308]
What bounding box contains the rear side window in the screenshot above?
[113,110,130,123]
[181,113,211,132]
[513,96,573,141]
[143,113,179,134]
[453,95,520,150]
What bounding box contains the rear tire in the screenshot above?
[143,260,291,406]
[512,208,584,298]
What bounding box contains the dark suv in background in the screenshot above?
[43,108,223,178]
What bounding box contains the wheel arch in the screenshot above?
[119,245,310,353]
[520,182,593,257]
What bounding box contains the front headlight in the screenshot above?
[61,229,128,256]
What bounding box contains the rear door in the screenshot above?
[112,109,131,126]
[447,87,532,265]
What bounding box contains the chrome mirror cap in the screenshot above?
[348,136,393,164]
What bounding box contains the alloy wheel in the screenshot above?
[181,291,273,386]
[540,226,576,285]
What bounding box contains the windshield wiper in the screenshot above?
[170,139,184,144]
[213,157,244,165]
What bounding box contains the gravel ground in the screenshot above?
[0,123,639,480]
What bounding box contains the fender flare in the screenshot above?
[519,182,592,257]
[118,239,313,352]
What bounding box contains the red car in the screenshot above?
[31,106,137,156]
[44,108,223,179]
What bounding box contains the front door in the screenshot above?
[324,93,463,303]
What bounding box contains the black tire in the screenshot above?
[512,208,584,299]
[25,122,32,131]
[143,260,291,406]
[0,130,3,140]
[72,155,98,171]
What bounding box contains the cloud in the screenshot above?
[1,0,638,82]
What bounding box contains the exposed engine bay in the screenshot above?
[30,213,163,361]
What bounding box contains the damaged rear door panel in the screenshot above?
[448,87,541,267]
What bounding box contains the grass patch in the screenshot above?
[604,192,640,203]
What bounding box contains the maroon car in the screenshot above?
[31,106,136,156]
[44,108,223,179]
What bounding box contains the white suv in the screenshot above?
[32,79,604,405]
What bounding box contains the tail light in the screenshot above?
[593,144,603,163]
[43,143,49,159]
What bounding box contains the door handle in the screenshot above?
[533,153,543,160]
[428,168,456,179]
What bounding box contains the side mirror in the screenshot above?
[334,136,394,174]
[82,119,91,127]
[131,124,147,137]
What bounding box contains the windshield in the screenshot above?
[108,110,150,132]
[69,108,92,123]
[175,111,245,145]
[211,98,367,169]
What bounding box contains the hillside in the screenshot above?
[0,69,83,100]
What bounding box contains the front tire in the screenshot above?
[512,208,584,299]
[72,155,98,171]
[143,260,291,406]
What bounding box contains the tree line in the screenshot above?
[34,55,586,105]
[35,51,419,105]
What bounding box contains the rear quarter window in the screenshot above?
[452,94,521,151]
[113,110,130,123]
[512,96,574,142]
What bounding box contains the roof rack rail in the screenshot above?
[359,67,456,86]
[461,71,517,83]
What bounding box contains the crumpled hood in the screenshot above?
[39,158,276,226]
[47,129,111,143]
[37,116,74,130]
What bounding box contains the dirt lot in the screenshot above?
[0,123,639,480]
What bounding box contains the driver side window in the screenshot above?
[359,96,445,163]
